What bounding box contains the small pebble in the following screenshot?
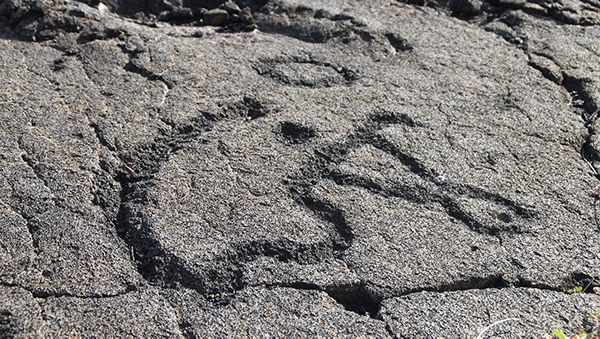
[435,176,446,185]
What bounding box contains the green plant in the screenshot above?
[568,286,584,294]
[551,308,600,339]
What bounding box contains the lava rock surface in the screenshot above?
[0,0,599,336]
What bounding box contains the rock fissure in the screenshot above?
[551,70,600,184]
[253,272,595,323]
[262,281,382,318]
[466,0,600,192]
[0,281,134,299]
[2,0,600,336]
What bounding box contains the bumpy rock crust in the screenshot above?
[0,0,599,336]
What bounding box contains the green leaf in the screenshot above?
[552,329,566,339]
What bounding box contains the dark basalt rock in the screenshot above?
[203,8,229,26]
[0,0,599,337]
[449,0,481,16]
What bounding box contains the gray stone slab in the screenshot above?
[0,0,599,336]
[120,0,599,301]
[380,287,600,337]
[0,36,142,297]
[40,288,182,337]
[0,286,45,337]
[0,285,183,337]
[164,285,389,337]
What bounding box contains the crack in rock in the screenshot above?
[1,0,599,336]
[264,281,382,317]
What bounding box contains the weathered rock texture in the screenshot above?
[0,0,599,337]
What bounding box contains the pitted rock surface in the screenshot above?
[0,0,599,336]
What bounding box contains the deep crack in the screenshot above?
[265,281,381,318]
[255,271,598,322]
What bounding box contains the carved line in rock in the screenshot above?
[203,96,276,123]
[121,49,175,90]
[116,197,343,296]
[111,103,337,298]
[384,32,413,53]
[297,195,354,252]
[254,56,359,88]
[280,121,316,143]
[289,110,538,239]
[232,238,333,264]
